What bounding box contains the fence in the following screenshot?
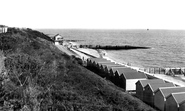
[139,67,185,76]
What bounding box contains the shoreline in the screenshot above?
[66,46,185,86]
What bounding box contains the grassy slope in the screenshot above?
[0,28,156,111]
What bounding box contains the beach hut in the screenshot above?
[97,62,119,77]
[165,92,185,111]
[154,87,185,111]
[87,58,109,68]
[143,83,175,106]
[110,67,147,90]
[96,61,114,69]
[98,62,117,70]
[104,65,125,80]
[109,67,132,84]
[119,71,147,91]
[86,58,111,75]
[104,65,125,74]
[96,62,115,77]
[135,79,165,100]
[109,67,131,76]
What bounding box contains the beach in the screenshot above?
[55,43,185,87]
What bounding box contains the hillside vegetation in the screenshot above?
[0,28,156,111]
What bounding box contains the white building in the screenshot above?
[54,34,63,45]
[0,25,8,33]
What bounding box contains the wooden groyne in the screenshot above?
[79,45,151,50]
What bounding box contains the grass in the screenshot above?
[0,27,156,111]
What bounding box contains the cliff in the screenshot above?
[0,27,156,111]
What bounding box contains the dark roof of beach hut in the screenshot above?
[91,58,110,63]
[136,79,165,88]
[122,71,147,79]
[96,60,111,64]
[99,62,117,68]
[111,67,130,74]
[156,87,185,97]
[99,62,117,66]
[147,83,175,92]
[112,67,147,79]
[87,58,110,64]
[106,65,125,70]
[167,92,185,105]
[88,58,107,61]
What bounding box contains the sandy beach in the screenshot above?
[56,43,185,87]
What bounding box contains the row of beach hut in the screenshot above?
[136,79,185,111]
[86,58,147,91]
[86,57,185,111]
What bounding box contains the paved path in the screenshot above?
[55,45,78,56]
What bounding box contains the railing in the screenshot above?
[139,67,185,76]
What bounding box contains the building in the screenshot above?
[165,68,184,76]
[135,79,165,100]
[165,92,185,111]
[143,83,175,106]
[109,67,147,90]
[154,87,185,111]
[54,34,63,45]
[0,25,8,33]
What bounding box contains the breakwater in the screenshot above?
[79,45,151,50]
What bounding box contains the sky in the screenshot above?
[1,0,185,29]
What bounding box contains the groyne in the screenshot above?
[79,45,151,50]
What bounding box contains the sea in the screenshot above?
[38,29,185,69]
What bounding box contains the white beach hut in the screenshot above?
[109,67,147,90]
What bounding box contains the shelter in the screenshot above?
[154,87,185,111]
[135,79,165,100]
[165,68,184,76]
[0,25,8,33]
[165,92,185,111]
[143,83,175,106]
